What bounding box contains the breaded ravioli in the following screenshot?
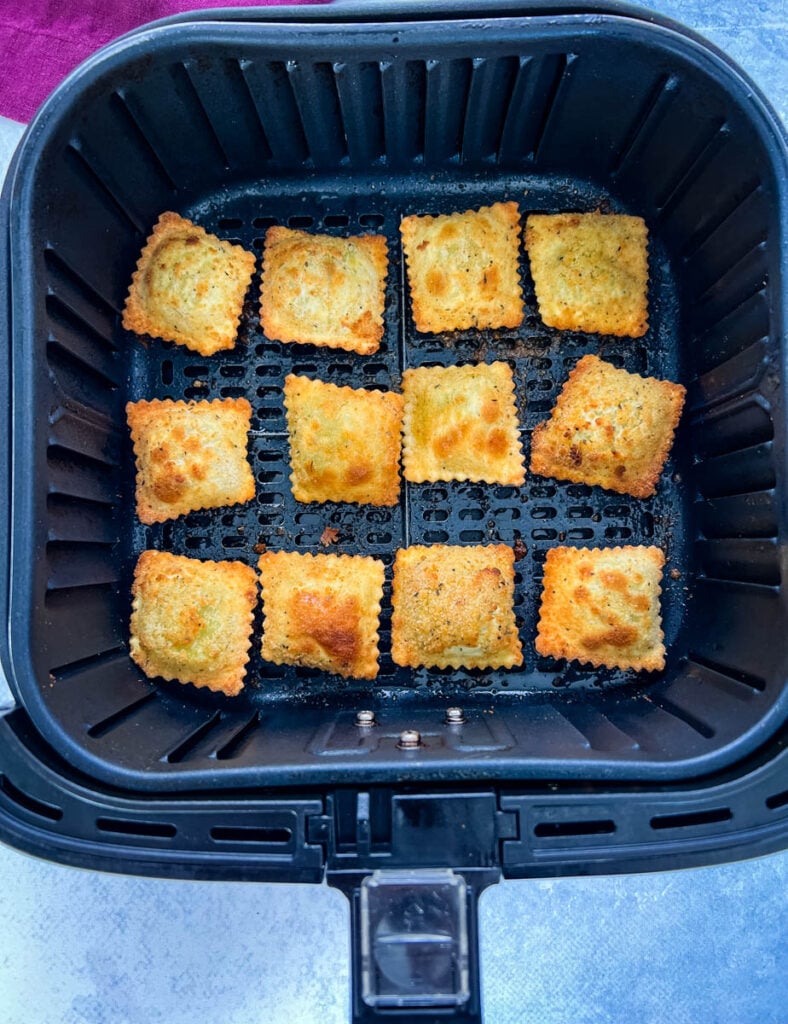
[258,551,385,679]
[535,545,666,672]
[401,361,525,485]
[260,226,388,353]
[530,354,685,498]
[126,397,255,523]
[283,375,403,505]
[123,211,255,355]
[391,544,522,670]
[130,551,257,696]
[400,202,524,333]
[525,212,649,337]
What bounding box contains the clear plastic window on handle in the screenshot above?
[360,869,470,1010]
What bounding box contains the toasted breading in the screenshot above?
[283,375,403,506]
[400,202,524,333]
[525,213,649,337]
[260,226,388,354]
[127,397,255,524]
[129,550,257,696]
[258,551,385,680]
[391,544,522,670]
[122,211,255,356]
[401,361,525,485]
[530,354,685,499]
[535,545,666,672]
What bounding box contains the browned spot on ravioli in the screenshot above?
[582,625,639,650]
[292,591,360,668]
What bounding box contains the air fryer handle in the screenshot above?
[344,869,491,1023]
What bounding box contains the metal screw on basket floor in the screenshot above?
[397,729,422,749]
[355,709,376,728]
[445,707,466,725]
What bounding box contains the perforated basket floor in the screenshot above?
[127,176,689,706]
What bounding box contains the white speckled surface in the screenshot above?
[0,2,786,1021]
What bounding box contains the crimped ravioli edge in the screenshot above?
[259,226,388,354]
[129,549,258,695]
[534,544,666,672]
[283,374,404,506]
[400,361,526,485]
[257,550,385,680]
[525,212,650,339]
[400,201,525,334]
[126,396,255,524]
[529,354,686,499]
[390,543,523,670]
[122,211,256,356]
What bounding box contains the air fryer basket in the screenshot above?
[2,3,786,791]
[0,4,786,1020]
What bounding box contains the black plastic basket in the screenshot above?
[0,3,786,1020]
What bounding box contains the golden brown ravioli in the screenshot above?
[401,361,525,485]
[400,202,524,333]
[530,354,685,499]
[129,550,257,696]
[391,544,522,670]
[127,397,255,524]
[258,551,385,679]
[525,212,649,337]
[535,545,666,672]
[284,375,403,506]
[260,226,388,354]
[122,211,255,355]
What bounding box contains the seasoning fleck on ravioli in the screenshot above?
[391,544,522,670]
[535,545,666,672]
[530,354,685,499]
[127,397,255,524]
[130,551,257,696]
[525,212,649,337]
[260,226,388,354]
[284,375,404,506]
[400,202,524,333]
[401,361,525,485]
[122,211,256,355]
[258,551,385,680]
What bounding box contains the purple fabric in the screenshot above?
[0,1,327,123]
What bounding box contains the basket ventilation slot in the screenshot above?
[214,713,261,760]
[96,817,176,839]
[87,690,159,738]
[533,819,615,838]
[650,808,732,830]
[164,712,224,764]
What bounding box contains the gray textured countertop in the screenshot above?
[0,2,786,1022]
